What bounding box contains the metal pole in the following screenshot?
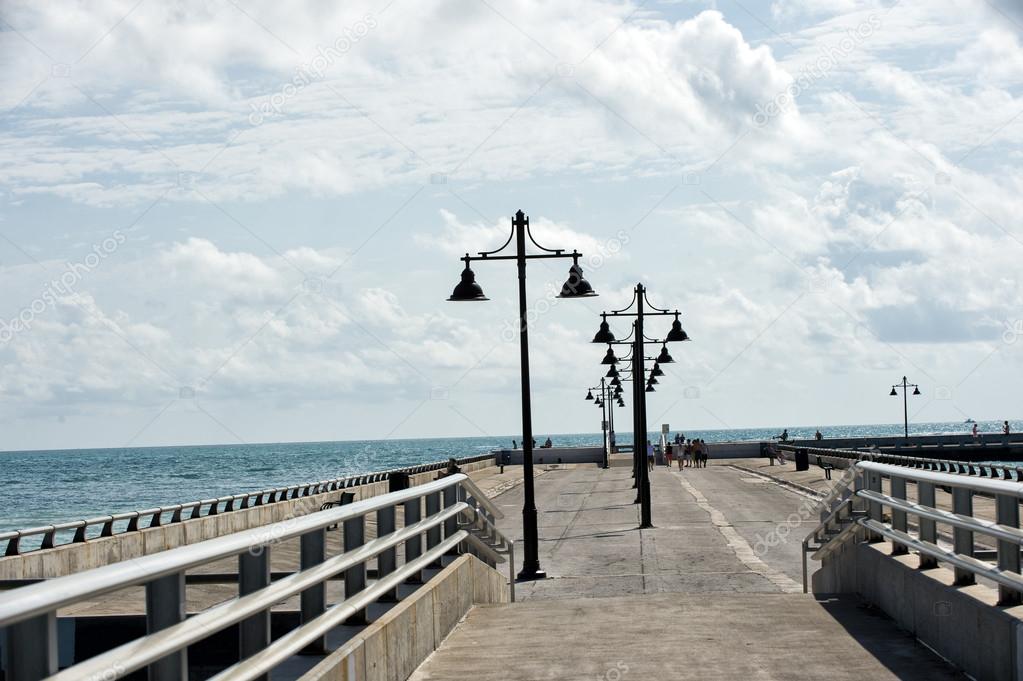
[636,284,652,528]
[902,377,909,438]
[515,211,545,581]
[600,377,609,469]
[633,325,642,498]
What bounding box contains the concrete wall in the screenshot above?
[495,447,604,465]
[0,459,496,581]
[812,538,1023,681]
[299,554,509,681]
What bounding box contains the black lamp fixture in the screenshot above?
[650,363,664,377]
[645,383,656,392]
[585,390,594,401]
[610,376,622,388]
[601,345,619,365]
[655,344,674,364]
[664,312,689,342]
[605,365,620,379]
[593,314,616,344]
[448,258,489,301]
[447,209,597,582]
[889,387,897,397]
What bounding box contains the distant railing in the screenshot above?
[0,472,514,681]
[777,443,1023,481]
[0,453,495,556]
[801,454,1023,605]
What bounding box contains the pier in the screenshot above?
[4,441,1023,680]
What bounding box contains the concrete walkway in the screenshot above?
[411,464,964,680]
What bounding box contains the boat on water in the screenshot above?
[964,418,976,424]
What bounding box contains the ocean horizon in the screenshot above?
[1,419,1017,535]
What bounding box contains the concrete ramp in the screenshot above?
[410,592,961,681]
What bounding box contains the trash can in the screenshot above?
[795,448,809,471]
[389,471,410,493]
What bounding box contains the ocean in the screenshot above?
[0,420,1016,535]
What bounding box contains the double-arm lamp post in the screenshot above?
[890,376,921,439]
[592,283,689,528]
[605,346,671,486]
[448,209,597,581]
[585,378,625,469]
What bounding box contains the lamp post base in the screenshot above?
[516,567,548,582]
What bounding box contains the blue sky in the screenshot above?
[1,0,1022,450]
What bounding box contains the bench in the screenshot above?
[321,491,356,529]
[816,456,834,480]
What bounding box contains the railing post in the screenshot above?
[890,475,908,555]
[425,491,442,565]
[239,548,271,681]
[866,468,883,542]
[443,483,458,552]
[146,572,187,681]
[377,504,398,602]
[405,496,423,584]
[343,514,367,624]
[5,612,57,680]
[917,481,938,569]
[996,494,1021,605]
[300,529,327,652]
[952,487,975,585]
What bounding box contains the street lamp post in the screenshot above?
[586,377,621,469]
[448,209,597,581]
[592,283,689,528]
[890,376,921,438]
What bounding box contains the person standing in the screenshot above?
[1004,421,1011,436]
[972,423,979,440]
[646,440,655,471]
[665,442,674,468]
[815,429,823,441]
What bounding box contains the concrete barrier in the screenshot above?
[0,459,496,581]
[495,446,604,465]
[299,554,509,681]
[813,538,1023,681]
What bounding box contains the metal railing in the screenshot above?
[777,443,1023,480]
[0,472,514,680]
[0,453,496,556]
[801,456,1023,604]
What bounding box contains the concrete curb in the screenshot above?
[728,464,826,500]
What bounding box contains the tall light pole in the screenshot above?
[593,284,689,528]
[586,378,622,469]
[890,376,921,439]
[448,209,597,581]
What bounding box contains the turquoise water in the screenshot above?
[0,420,1016,533]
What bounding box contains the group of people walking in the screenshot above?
[663,433,708,469]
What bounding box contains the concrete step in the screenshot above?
[409,592,962,681]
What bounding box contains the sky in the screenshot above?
[0,0,1022,451]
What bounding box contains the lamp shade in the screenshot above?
[601,346,619,365]
[617,398,625,407]
[912,386,921,396]
[558,262,598,298]
[585,390,594,401]
[595,399,603,407]
[655,345,674,364]
[651,363,664,377]
[448,262,488,301]
[610,376,621,387]
[889,387,898,396]
[592,317,615,343]
[605,365,619,378]
[665,316,689,342]
[648,376,659,385]
[645,384,656,392]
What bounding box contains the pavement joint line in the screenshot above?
[673,469,803,593]
[727,464,826,500]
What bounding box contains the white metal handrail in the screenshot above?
[803,459,1023,605]
[0,473,514,680]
